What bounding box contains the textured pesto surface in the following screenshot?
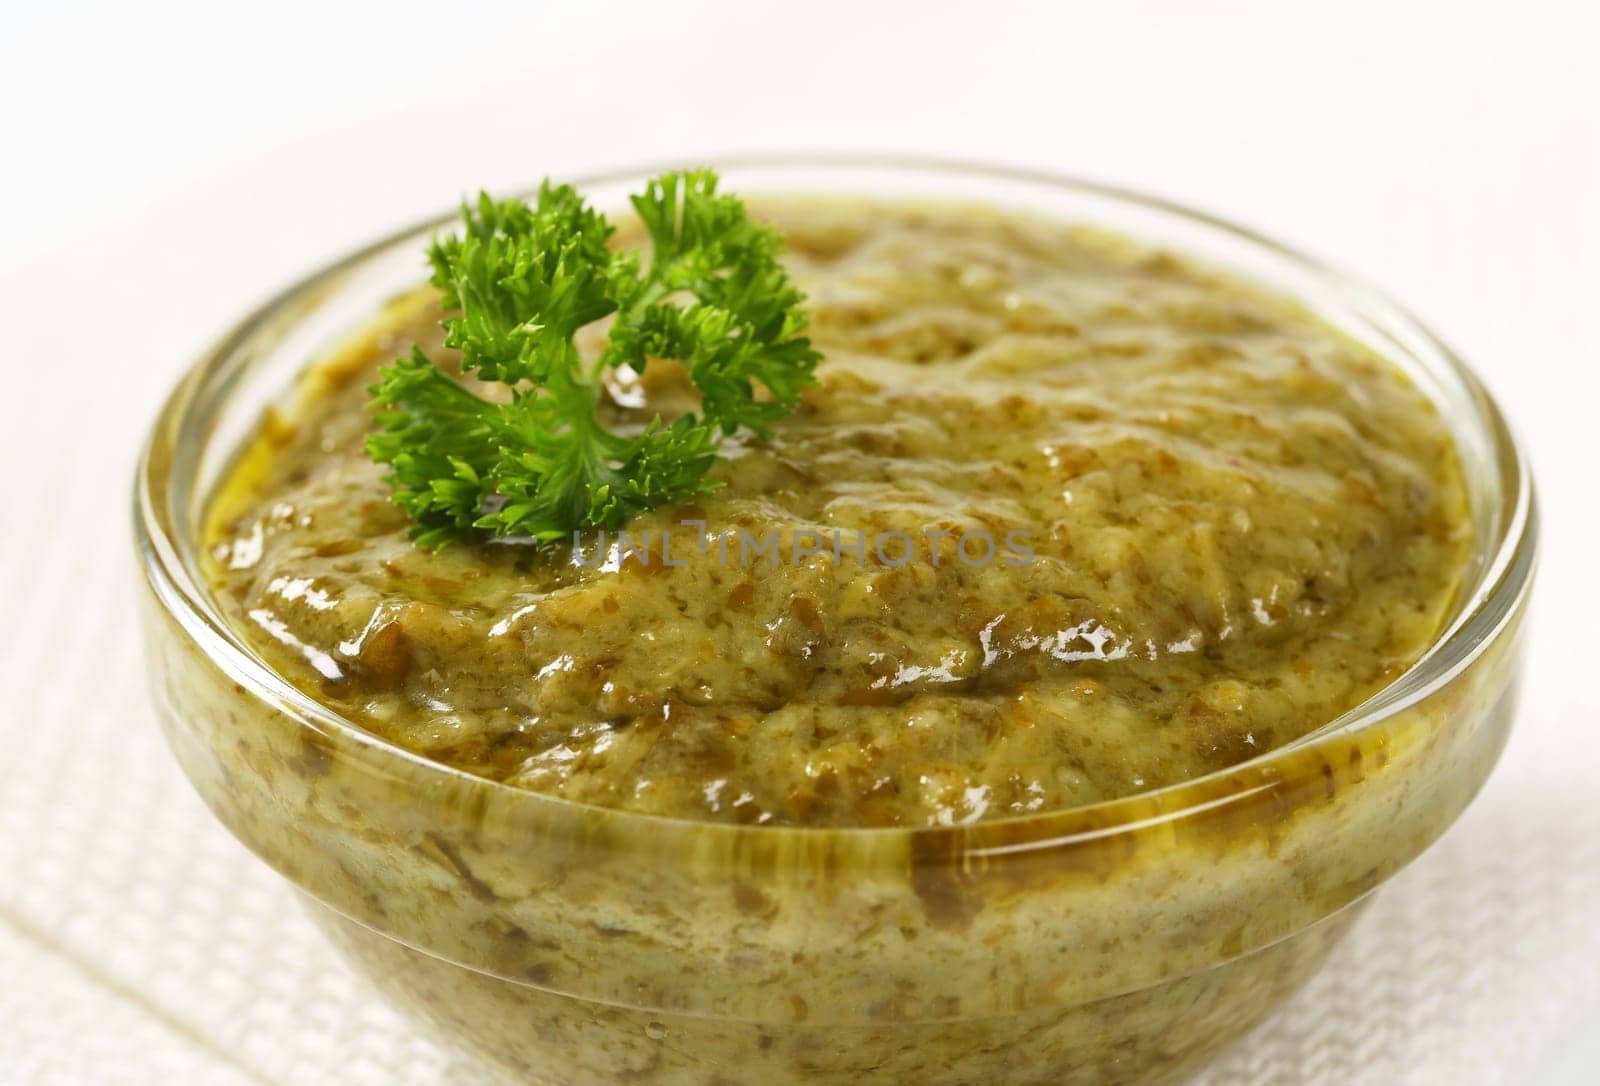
[205,199,1471,827]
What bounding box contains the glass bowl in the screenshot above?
[134,157,1536,1085]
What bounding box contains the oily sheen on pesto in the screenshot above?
[204,198,1472,828]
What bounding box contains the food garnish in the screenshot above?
[367,170,819,547]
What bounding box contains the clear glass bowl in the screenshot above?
[134,157,1536,1085]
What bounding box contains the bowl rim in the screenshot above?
[133,152,1538,848]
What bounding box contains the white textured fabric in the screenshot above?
[1,2,1596,1082]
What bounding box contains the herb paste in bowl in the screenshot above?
[137,158,1533,1084]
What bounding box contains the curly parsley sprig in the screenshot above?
[365,170,820,548]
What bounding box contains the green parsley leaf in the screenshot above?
[366,171,820,546]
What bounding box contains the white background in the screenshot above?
[0,1,1596,1082]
